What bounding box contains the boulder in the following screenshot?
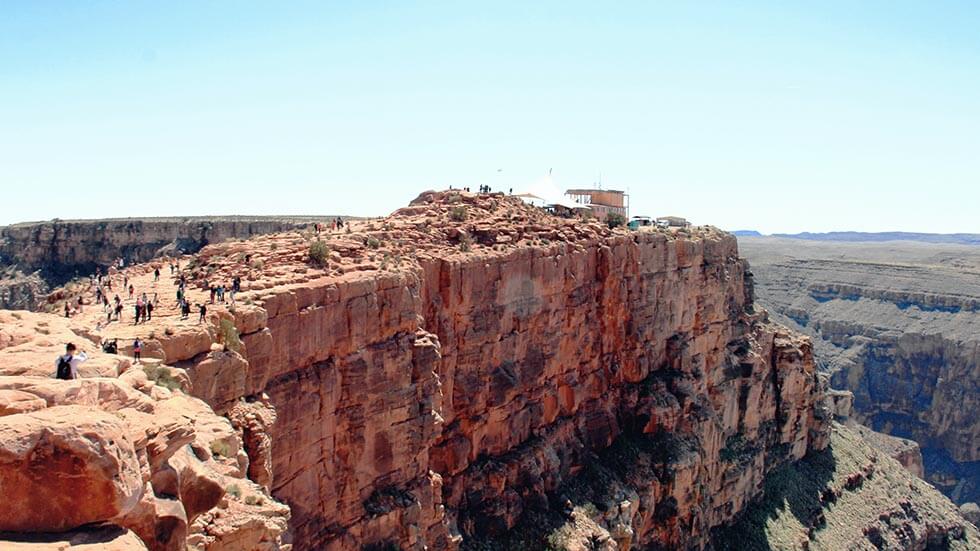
[0,406,144,532]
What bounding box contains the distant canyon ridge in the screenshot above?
[739,233,980,505]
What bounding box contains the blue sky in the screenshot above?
[1,1,978,233]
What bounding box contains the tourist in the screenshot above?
[114,301,123,321]
[128,284,134,298]
[210,285,216,304]
[198,303,207,324]
[134,301,141,325]
[181,300,191,320]
[55,343,87,380]
[77,296,84,313]
[154,267,160,281]
[64,302,70,318]
[146,300,154,321]
[132,337,142,364]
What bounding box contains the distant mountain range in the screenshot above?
[732,231,980,245]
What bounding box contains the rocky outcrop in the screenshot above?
[0,322,289,549]
[713,422,979,550]
[5,193,970,550]
[739,236,980,505]
[0,216,328,310]
[25,190,837,550]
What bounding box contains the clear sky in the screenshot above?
[2,1,978,233]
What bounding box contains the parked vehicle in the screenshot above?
[628,216,653,230]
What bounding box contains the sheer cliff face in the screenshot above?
[739,237,980,504]
[121,192,830,550]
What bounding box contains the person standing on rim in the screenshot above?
[132,337,143,364]
[55,343,88,380]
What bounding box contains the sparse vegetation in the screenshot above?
[309,239,330,267]
[244,494,264,506]
[210,439,235,458]
[225,483,242,499]
[450,206,468,222]
[142,364,183,392]
[366,237,381,249]
[219,318,242,353]
[606,212,626,229]
[459,234,473,253]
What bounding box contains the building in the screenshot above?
[656,216,690,228]
[564,189,628,222]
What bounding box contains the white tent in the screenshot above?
[518,174,566,206]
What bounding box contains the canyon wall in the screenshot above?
[739,236,980,505]
[59,191,833,549]
[3,197,974,550]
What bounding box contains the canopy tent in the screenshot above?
[549,197,590,210]
[517,174,566,205]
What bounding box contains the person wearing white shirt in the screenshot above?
[54,343,88,380]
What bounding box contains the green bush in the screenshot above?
[606,212,626,228]
[450,206,468,222]
[366,237,381,249]
[308,240,330,267]
[225,483,242,499]
[219,318,242,353]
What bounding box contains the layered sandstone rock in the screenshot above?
[739,236,980,503]
[714,422,979,550]
[6,191,969,550]
[0,323,289,549]
[27,190,836,549]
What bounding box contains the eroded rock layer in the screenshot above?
[739,236,980,504]
[22,191,831,549]
[5,193,971,550]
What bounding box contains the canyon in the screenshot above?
[740,236,980,508]
[0,195,975,550]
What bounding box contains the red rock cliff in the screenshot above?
[140,191,829,549]
[21,191,830,550]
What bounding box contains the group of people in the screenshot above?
[52,253,253,380]
[54,337,142,379]
[313,218,346,235]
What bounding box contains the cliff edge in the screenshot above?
[0,191,973,550]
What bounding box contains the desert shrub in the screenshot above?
[449,206,467,222]
[249,258,265,270]
[219,318,242,353]
[244,494,264,506]
[225,483,242,499]
[366,237,381,249]
[210,439,235,458]
[459,234,473,253]
[142,364,182,392]
[606,212,626,228]
[309,240,330,267]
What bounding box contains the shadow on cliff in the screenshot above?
[711,443,838,551]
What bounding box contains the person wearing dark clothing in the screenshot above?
[154,268,160,281]
[181,301,191,320]
[198,303,207,323]
[134,303,141,325]
[210,286,216,304]
[132,338,142,363]
[146,301,153,320]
